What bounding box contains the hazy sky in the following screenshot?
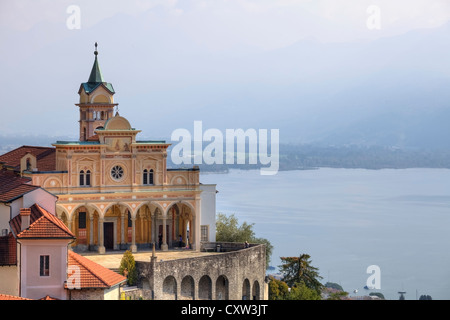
[2,0,450,47]
[1,0,450,142]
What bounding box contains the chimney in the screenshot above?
[20,208,31,231]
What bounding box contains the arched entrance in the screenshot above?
[165,202,195,250]
[181,276,195,300]
[162,276,177,300]
[198,275,212,300]
[252,280,260,300]
[242,279,251,300]
[216,275,229,300]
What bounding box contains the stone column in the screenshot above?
[98,218,105,254]
[140,213,144,244]
[131,216,137,253]
[89,214,94,247]
[175,212,180,247]
[68,220,73,235]
[120,209,125,249]
[152,212,156,244]
[147,212,153,248]
[190,217,194,250]
[67,217,74,251]
[183,220,187,246]
[163,153,167,184]
[161,216,168,251]
[194,197,201,251]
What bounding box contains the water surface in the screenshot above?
[200,168,450,300]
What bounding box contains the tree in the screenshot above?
[119,250,137,286]
[327,290,349,300]
[419,294,432,300]
[216,213,273,267]
[279,254,323,294]
[216,213,254,242]
[288,281,321,300]
[268,276,290,300]
[268,277,321,300]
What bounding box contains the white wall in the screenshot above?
[23,188,57,215]
[199,184,216,242]
[20,239,69,300]
[0,266,19,296]
[9,188,57,221]
[10,197,23,220]
[104,285,121,300]
[0,204,11,235]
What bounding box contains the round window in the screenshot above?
[111,165,124,181]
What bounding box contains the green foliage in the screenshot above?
[288,281,321,300]
[268,277,290,300]
[119,250,137,286]
[325,282,344,291]
[279,254,323,294]
[216,213,273,267]
[216,213,254,242]
[268,277,321,300]
[327,290,349,300]
[269,254,324,300]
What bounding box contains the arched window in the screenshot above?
[143,169,148,185]
[149,169,154,185]
[83,127,87,141]
[79,170,85,186]
[86,170,91,186]
[26,158,32,171]
[143,169,154,185]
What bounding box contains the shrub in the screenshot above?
[119,250,137,286]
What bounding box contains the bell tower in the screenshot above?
[77,43,117,141]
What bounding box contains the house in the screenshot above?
[0,167,58,297]
[66,250,126,300]
[0,168,126,300]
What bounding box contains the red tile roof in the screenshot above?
[0,293,59,300]
[0,145,56,172]
[0,168,39,203]
[0,293,32,300]
[67,251,127,289]
[10,204,75,239]
[0,233,17,265]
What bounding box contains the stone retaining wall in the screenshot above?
[136,242,267,300]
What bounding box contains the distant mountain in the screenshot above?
[1,12,450,149]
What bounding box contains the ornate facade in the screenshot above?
[5,45,216,254]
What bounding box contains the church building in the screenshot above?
[0,44,216,255]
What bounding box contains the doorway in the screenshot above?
[104,222,114,250]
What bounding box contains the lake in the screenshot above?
[199,168,450,300]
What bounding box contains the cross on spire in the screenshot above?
[88,42,104,83]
